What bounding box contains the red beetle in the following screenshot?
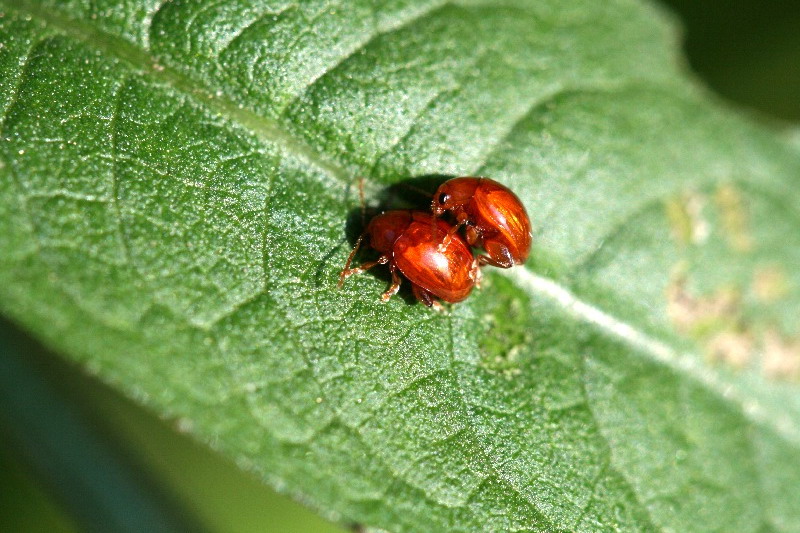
[338,210,478,307]
[431,177,532,268]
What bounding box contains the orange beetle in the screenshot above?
[338,210,478,307]
[431,177,532,268]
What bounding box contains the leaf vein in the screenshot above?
[214,3,298,60]
[108,75,134,267]
[142,0,172,52]
[277,0,450,117]
[446,317,555,528]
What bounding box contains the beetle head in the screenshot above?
[431,177,481,216]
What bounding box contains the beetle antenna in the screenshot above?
[403,183,433,198]
[338,233,366,288]
[358,177,366,227]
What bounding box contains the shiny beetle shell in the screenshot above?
[392,213,476,303]
[338,210,477,307]
[431,177,532,268]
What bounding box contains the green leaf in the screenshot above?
[1,1,799,531]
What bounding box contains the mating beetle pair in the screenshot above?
[338,177,532,308]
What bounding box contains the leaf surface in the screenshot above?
[1,1,800,531]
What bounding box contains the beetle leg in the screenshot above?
[411,284,433,307]
[477,241,515,268]
[339,233,365,287]
[477,254,513,268]
[469,257,483,289]
[411,284,444,311]
[465,225,481,247]
[380,264,402,302]
[437,220,465,252]
[339,253,389,287]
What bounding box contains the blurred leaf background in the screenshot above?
[1,0,798,531]
[665,0,800,123]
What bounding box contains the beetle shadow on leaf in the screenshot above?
[381,174,454,209]
[313,174,458,305]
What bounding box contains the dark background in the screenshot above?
[2,2,799,532]
[663,0,800,122]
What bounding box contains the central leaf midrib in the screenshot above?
[8,0,799,453]
[503,267,800,446]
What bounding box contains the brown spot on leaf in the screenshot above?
[752,264,789,302]
[666,274,740,336]
[665,192,709,246]
[715,183,752,252]
[762,330,800,381]
[666,255,798,379]
[707,330,753,369]
[667,271,755,369]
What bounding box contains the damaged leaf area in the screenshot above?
[1,1,800,532]
[661,183,799,381]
